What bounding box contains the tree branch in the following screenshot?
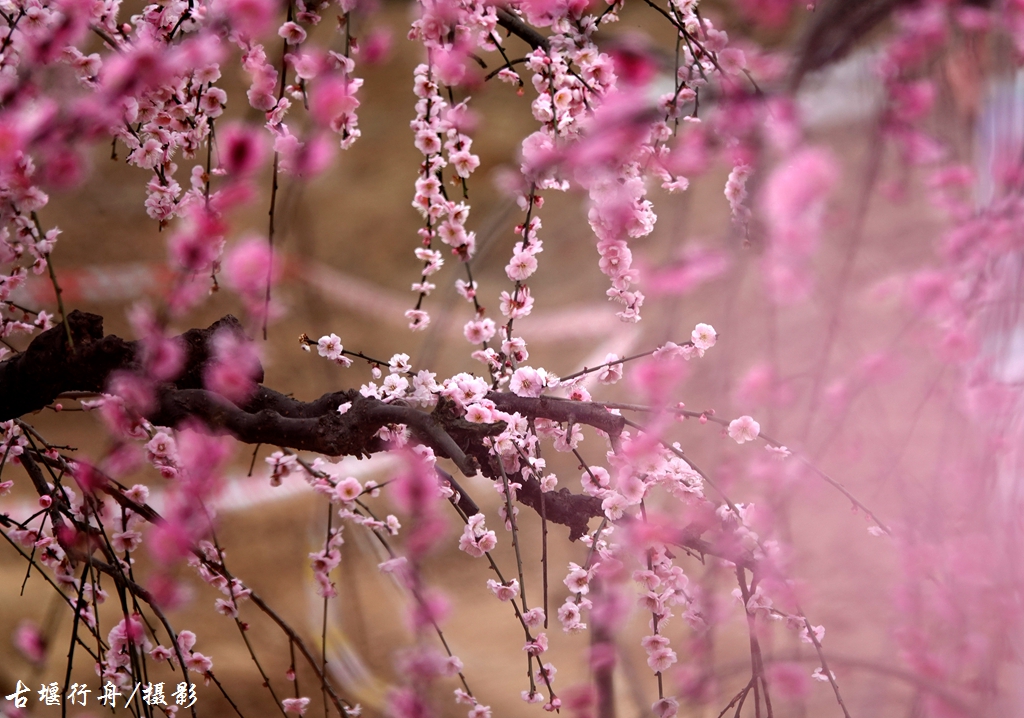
[3,314,758,553]
[1,314,611,537]
[495,8,550,51]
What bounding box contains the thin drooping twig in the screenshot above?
[734,566,773,718]
[61,563,91,718]
[716,679,755,718]
[602,401,891,534]
[321,504,332,718]
[491,438,530,616]
[447,501,556,703]
[540,473,549,629]
[216,573,352,717]
[31,212,73,352]
[262,5,294,341]
[799,613,853,718]
[212,540,290,718]
[344,495,478,701]
[205,672,248,718]
[717,650,974,714]
[13,450,339,718]
[0,525,110,663]
[638,500,666,702]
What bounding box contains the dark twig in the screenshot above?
[495,8,549,51]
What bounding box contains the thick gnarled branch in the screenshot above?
[0,313,616,537]
[0,310,253,422]
[3,315,752,553]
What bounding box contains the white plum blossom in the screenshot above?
[278,21,307,44]
[510,366,546,397]
[691,323,717,351]
[812,667,836,682]
[597,354,623,384]
[381,374,410,401]
[458,514,497,557]
[317,334,352,366]
[414,248,443,274]
[800,624,825,645]
[652,697,679,718]
[563,563,591,594]
[318,335,341,358]
[502,336,528,363]
[440,373,489,407]
[463,318,496,344]
[389,353,412,373]
[405,309,430,331]
[601,492,629,520]
[450,150,480,177]
[487,579,520,601]
[455,279,477,301]
[465,403,494,423]
[522,608,545,628]
[558,599,586,633]
[646,647,677,672]
[728,415,760,444]
[499,287,534,318]
[505,249,539,281]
